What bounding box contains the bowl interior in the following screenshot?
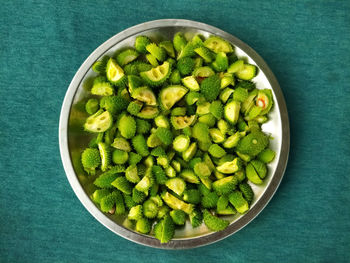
[64,21,286,247]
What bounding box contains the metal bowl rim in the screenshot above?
[59,18,290,249]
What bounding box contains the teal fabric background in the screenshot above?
[1,0,349,262]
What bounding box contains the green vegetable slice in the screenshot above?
[192,66,215,78]
[98,142,111,172]
[170,210,186,225]
[81,148,100,175]
[91,82,114,96]
[137,106,159,119]
[106,58,125,85]
[224,100,241,124]
[180,169,200,184]
[161,192,194,214]
[140,61,171,87]
[159,40,175,58]
[256,89,273,115]
[173,135,190,152]
[146,54,158,67]
[154,215,175,243]
[236,131,268,157]
[246,163,263,184]
[227,59,244,73]
[131,86,157,106]
[194,46,214,62]
[228,191,249,214]
[236,64,257,80]
[216,158,242,174]
[165,178,186,196]
[159,85,188,110]
[239,183,254,204]
[146,43,167,61]
[136,218,152,234]
[212,176,238,195]
[204,36,233,53]
[181,75,200,91]
[116,49,139,66]
[250,160,267,179]
[135,35,151,54]
[203,209,229,231]
[257,148,276,163]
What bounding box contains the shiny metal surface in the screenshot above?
[59,19,290,249]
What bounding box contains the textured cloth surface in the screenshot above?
[0,1,349,262]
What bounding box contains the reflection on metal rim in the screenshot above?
[59,19,290,249]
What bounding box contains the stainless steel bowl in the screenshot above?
[59,19,290,249]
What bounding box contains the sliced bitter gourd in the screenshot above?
[84,110,113,133]
[224,100,241,124]
[98,142,111,172]
[203,209,229,231]
[256,89,273,115]
[246,163,263,184]
[165,178,186,196]
[181,76,200,91]
[137,106,159,119]
[204,36,233,54]
[236,64,257,80]
[194,46,214,63]
[161,192,194,214]
[236,131,268,157]
[216,158,243,174]
[228,191,249,214]
[140,61,171,87]
[116,49,139,66]
[91,82,114,96]
[227,59,244,73]
[159,85,188,110]
[170,115,196,130]
[131,86,157,106]
[159,41,175,58]
[127,75,143,94]
[106,58,125,85]
[192,66,215,79]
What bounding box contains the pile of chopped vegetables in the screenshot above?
[80,32,276,243]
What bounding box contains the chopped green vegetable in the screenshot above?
[154,215,175,243]
[80,32,275,243]
[106,58,125,85]
[91,189,110,204]
[212,176,238,195]
[161,192,194,214]
[200,75,221,102]
[236,131,268,157]
[135,35,151,54]
[170,210,186,225]
[165,177,186,196]
[116,49,139,66]
[239,183,254,204]
[81,148,100,175]
[257,148,276,163]
[159,85,188,110]
[140,61,171,87]
[203,209,229,231]
[177,57,195,75]
[229,191,249,213]
[173,135,190,152]
[85,98,99,115]
[84,110,113,133]
[111,176,132,194]
[136,218,152,234]
[146,43,167,62]
[112,149,128,165]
